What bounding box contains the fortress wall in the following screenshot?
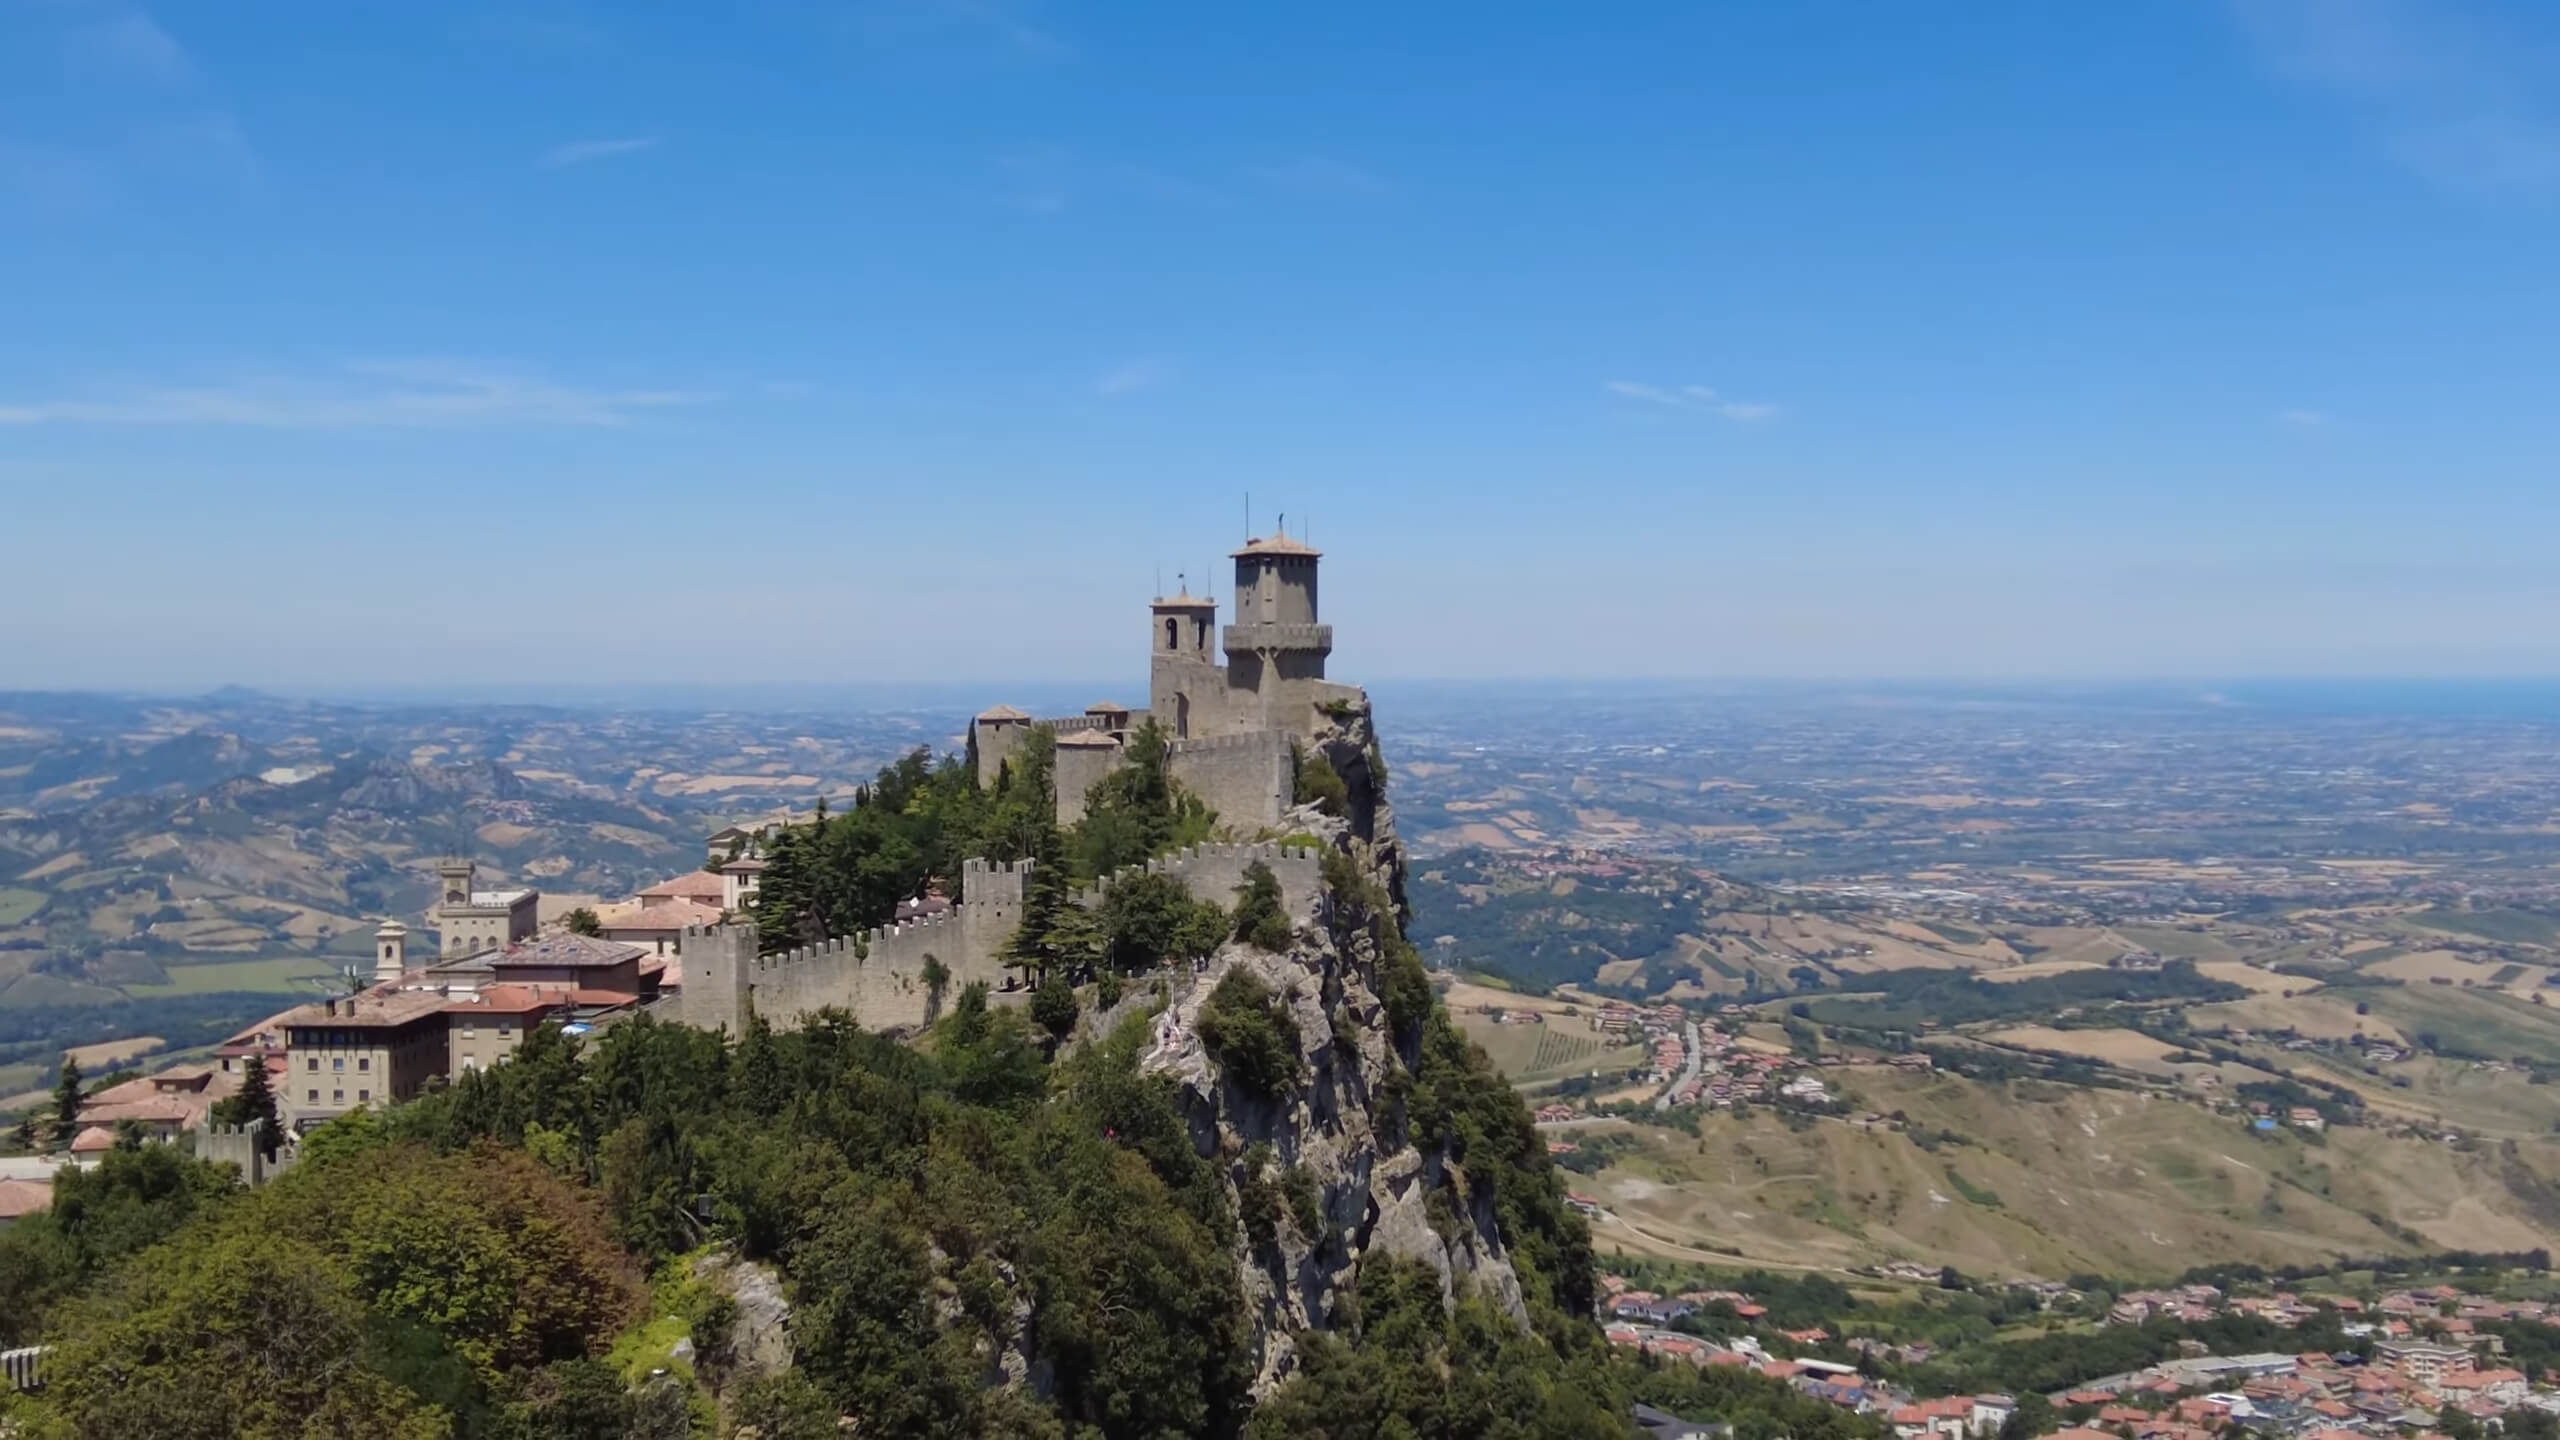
[199,1123,292,1185]
[1039,714,1116,733]
[1052,740,1121,828]
[674,845,1323,1039]
[1168,730,1293,832]
[1077,841,1325,925]
[1150,653,1239,738]
[748,907,972,1032]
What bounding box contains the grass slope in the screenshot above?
[1582,1068,2560,1281]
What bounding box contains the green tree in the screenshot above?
[730,1373,842,1440]
[1072,719,1213,878]
[563,907,603,937]
[1197,969,1304,1096]
[1232,861,1293,951]
[50,1056,82,1149]
[1099,870,1228,973]
[40,1227,449,1440]
[1030,971,1081,1043]
[210,1055,282,1161]
[1292,743,1350,818]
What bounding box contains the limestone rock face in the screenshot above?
[1141,695,1525,1397]
[693,1249,794,1383]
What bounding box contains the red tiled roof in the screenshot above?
[442,984,560,1017]
[277,990,453,1030]
[599,898,724,931]
[0,1178,51,1220]
[69,1125,117,1153]
[636,871,727,903]
[75,1097,199,1126]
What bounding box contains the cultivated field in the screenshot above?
[2193,961,2299,996]
[1984,1025,2183,1068]
[63,1035,165,1070]
[124,954,338,996]
[2188,992,2406,1043]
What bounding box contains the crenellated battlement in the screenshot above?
[199,1122,293,1185]
[676,837,1326,1039]
[1166,730,1288,756]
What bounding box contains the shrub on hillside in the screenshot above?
[1198,969,1303,1096]
[1233,861,1292,951]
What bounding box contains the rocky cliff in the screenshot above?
[1137,698,1529,1396]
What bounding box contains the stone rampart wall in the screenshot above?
[1168,729,1293,831]
[198,1123,293,1185]
[675,847,1321,1037]
[1074,842,1324,924]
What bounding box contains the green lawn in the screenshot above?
[0,889,45,926]
[125,955,341,996]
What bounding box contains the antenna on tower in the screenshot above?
[1244,491,1251,540]
[1155,564,1162,600]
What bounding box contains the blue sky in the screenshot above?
[6,0,2560,693]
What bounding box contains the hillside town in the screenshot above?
[1600,1272,2560,1440]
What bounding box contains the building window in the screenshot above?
[307,1057,319,1071]
[332,1090,343,1103]
[332,1057,344,1071]
[357,1057,370,1072]
[497,1024,513,1037]
[307,1089,318,1101]
[358,1090,370,1102]
[461,1024,475,1039]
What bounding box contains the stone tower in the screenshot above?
[373,920,409,985]
[437,858,474,909]
[1148,585,1220,739]
[1224,526,1331,732]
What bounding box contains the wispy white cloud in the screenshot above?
[1094,359,1170,396]
[0,361,709,429]
[538,137,660,169]
[2233,0,2560,196]
[1605,380,1778,421]
[2277,408,2331,426]
[3,6,257,213]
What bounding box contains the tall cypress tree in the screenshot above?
[215,1055,282,1160]
[50,1056,82,1149]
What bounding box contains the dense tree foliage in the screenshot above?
[1197,969,1304,1096]
[1246,1257,1626,1439]
[1800,960,2244,1030]
[14,1137,639,1439]
[0,1142,238,1345]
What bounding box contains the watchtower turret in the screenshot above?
[1224,526,1331,729]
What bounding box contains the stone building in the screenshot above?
[431,858,538,957]
[973,525,1364,831]
[277,991,452,1130]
